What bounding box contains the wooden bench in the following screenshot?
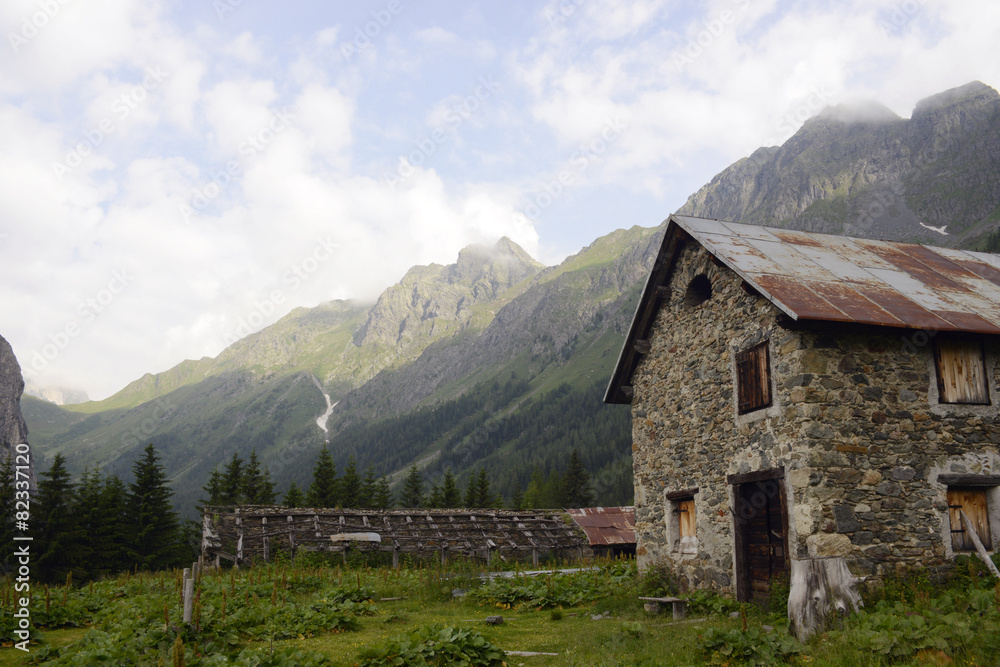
[638,596,687,620]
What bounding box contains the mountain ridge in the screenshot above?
[22,80,1000,515]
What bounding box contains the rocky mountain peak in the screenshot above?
[351,238,545,351]
[679,80,1000,244]
[810,100,902,126]
[912,81,998,120]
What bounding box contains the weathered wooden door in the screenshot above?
[734,478,789,603]
[948,488,992,551]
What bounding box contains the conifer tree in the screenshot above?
[75,468,104,578]
[220,452,244,505]
[463,474,477,508]
[441,469,461,508]
[202,466,224,506]
[340,455,361,507]
[34,453,84,582]
[561,449,593,508]
[427,481,443,508]
[511,487,525,510]
[283,481,305,507]
[399,465,423,507]
[464,468,491,507]
[127,444,184,571]
[97,473,130,575]
[359,467,378,509]
[374,477,393,509]
[258,467,277,504]
[242,450,271,504]
[306,444,339,508]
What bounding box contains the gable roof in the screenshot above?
[605,215,1000,404]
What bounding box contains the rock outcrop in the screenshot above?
[679,81,1000,246]
[0,334,32,485]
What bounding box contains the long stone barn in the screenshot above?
[605,214,1000,602]
[201,505,593,567]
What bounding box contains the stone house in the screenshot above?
[605,215,1000,602]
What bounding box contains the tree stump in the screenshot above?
[787,557,863,641]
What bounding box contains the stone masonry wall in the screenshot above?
[631,239,1000,594]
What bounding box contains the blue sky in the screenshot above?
[1,0,999,400]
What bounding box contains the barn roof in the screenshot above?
[565,506,636,546]
[605,215,1000,404]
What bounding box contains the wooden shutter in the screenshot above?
[947,488,992,551]
[677,499,696,538]
[736,342,772,414]
[934,340,989,405]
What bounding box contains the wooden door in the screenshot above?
[948,488,992,551]
[735,479,789,603]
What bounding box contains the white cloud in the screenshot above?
[3,0,999,400]
[223,31,262,63]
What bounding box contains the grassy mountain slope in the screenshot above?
[27,81,1000,516]
[22,230,653,514]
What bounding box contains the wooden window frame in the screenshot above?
[947,487,992,552]
[735,341,772,415]
[669,494,698,555]
[933,339,990,405]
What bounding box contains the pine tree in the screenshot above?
[463,473,477,508]
[374,477,392,509]
[202,466,224,506]
[561,449,593,508]
[97,473,131,576]
[220,452,244,505]
[511,487,525,510]
[242,450,268,504]
[340,456,361,507]
[306,445,339,508]
[464,468,491,507]
[75,468,104,579]
[258,467,276,504]
[441,469,461,508]
[399,466,423,507]
[127,444,183,571]
[427,481,443,508]
[283,481,305,507]
[34,453,83,582]
[359,467,378,509]
[0,454,14,573]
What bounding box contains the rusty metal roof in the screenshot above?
[605,215,1000,404]
[675,216,1000,333]
[565,507,636,546]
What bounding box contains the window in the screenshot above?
[684,274,712,308]
[934,339,989,405]
[677,498,696,552]
[735,341,772,414]
[666,489,698,555]
[947,488,992,551]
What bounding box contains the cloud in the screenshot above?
[3,0,999,401]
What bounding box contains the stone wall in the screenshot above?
[630,239,1000,594]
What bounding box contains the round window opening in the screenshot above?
[684,274,712,308]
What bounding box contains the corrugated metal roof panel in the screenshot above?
[565,507,636,547]
[673,217,1000,332]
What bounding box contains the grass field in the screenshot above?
[2,554,1000,666]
